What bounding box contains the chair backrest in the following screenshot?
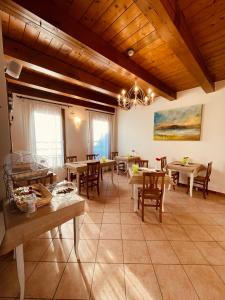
[206,162,213,180]
[66,155,77,163]
[143,172,165,195]
[86,154,98,160]
[111,152,118,160]
[87,161,100,179]
[160,156,167,171]
[138,160,149,168]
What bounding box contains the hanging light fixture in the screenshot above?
[117,83,156,110]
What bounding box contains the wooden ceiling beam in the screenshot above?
[135,0,215,93]
[6,68,117,107]
[1,0,176,100]
[7,81,115,113]
[3,37,118,97]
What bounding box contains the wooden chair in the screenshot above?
[187,162,212,199]
[86,154,98,160]
[66,156,77,181]
[161,156,179,190]
[111,151,126,173]
[138,172,165,222]
[137,160,149,168]
[80,161,100,199]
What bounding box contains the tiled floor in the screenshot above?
[1,173,225,299]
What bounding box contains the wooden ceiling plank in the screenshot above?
[135,0,215,92]
[0,10,10,34]
[7,68,117,106]
[9,0,176,100]
[8,14,25,41]
[7,81,115,113]
[3,37,119,97]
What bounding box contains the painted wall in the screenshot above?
[117,80,225,193]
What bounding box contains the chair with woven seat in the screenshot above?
[161,156,179,190]
[138,172,165,222]
[66,155,77,181]
[187,162,212,199]
[86,154,98,160]
[80,161,100,199]
[111,151,126,173]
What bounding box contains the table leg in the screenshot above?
[189,173,194,197]
[168,169,172,190]
[73,217,80,260]
[131,183,134,199]
[77,173,81,195]
[15,244,25,300]
[162,185,166,213]
[133,184,139,212]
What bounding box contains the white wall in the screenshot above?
[118,80,225,193]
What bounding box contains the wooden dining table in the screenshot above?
[167,161,206,197]
[128,168,173,212]
[0,184,85,300]
[65,159,116,194]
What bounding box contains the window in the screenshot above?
[93,119,110,158]
[33,110,64,169]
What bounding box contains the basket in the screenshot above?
[15,183,52,212]
[11,163,49,181]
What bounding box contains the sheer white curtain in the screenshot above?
[88,110,116,158]
[12,96,65,179]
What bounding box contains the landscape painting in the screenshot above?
[154,104,203,141]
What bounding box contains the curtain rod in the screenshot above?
[15,94,72,108]
[85,108,115,115]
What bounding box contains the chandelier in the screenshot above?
[117,83,156,110]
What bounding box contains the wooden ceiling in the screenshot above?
[0,0,224,111]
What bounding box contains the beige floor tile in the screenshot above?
[192,213,218,225]
[174,213,198,224]
[83,212,103,224]
[184,265,225,300]
[214,266,225,283]
[0,261,36,297]
[162,224,190,241]
[121,212,141,224]
[120,202,134,212]
[80,223,101,239]
[104,203,120,212]
[142,224,167,240]
[100,223,122,239]
[24,238,52,261]
[125,264,162,300]
[105,196,120,203]
[141,211,161,224]
[147,241,179,264]
[218,241,225,250]
[123,240,150,263]
[96,240,123,263]
[161,213,178,224]
[202,225,225,241]
[211,213,225,225]
[171,241,207,264]
[102,212,121,224]
[41,239,74,262]
[154,265,198,300]
[91,263,126,300]
[25,262,65,298]
[55,262,94,299]
[69,239,98,263]
[85,201,105,213]
[121,224,144,240]
[195,241,225,265]
[182,225,214,241]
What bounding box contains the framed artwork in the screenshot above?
[153,104,203,141]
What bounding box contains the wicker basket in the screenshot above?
[15,183,52,212]
[12,163,49,181]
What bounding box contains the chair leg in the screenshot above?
[177,173,180,185]
[97,180,100,195]
[203,183,206,199]
[86,182,89,199]
[142,198,144,222]
[159,199,162,223]
[186,178,190,194]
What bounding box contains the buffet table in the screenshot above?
[0,184,85,300]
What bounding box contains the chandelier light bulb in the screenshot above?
[122,89,126,95]
[134,85,139,92]
[118,95,121,100]
[148,88,152,95]
[151,92,155,98]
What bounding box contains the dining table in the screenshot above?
[65,159,116,194]
[128,168,173,212]
[167,161,206,197]
[115,156,140,174]
[0,183,85,300]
